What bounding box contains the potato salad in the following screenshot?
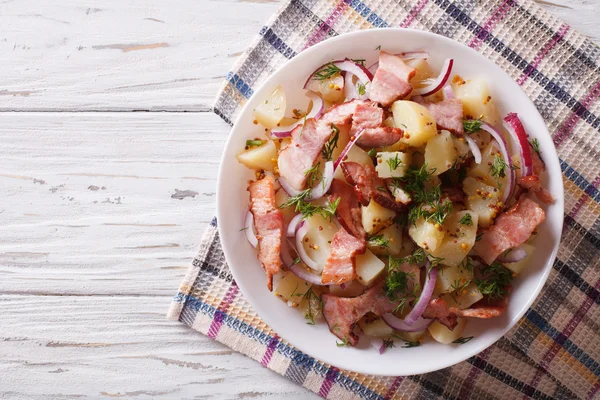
[239,50,552,349]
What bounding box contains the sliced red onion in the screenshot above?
[245,211,258,248]
[412,59,453,97]
[404,266,438,326]
[304,59,373,91]
[497,247,527,263]
[442,84,455,100]
[281,238,327,285]
[378,339,387,355]
[270,91,324,138]
[502,113,533,177]
[480,122,517,204]
[465,135,482,164]
[287,214,304,238]
[295,221,319,271]
[339,282,348,290]
[381,314,433,332]
[333,129,366,170]
[279,161,335,201]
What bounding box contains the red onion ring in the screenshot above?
[480,122,517,204]
[270,91,324,138]
[287,214,304,238]
[304,59,373,91]
[281,238,327,285]
[244,211,258,248]
[412,59,453,97]
[497,246,527,263]
[465,135,482,164]
[502,113,533,177]
[381,314,433,332]
[403,266,438,326]
[333,129,366,170]
[279,160,335,200]
[295,221,319,271]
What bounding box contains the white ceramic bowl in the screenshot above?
[217,28,564,376]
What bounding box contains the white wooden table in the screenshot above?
[1,1,598,398]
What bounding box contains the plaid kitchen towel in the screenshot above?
[169,0,600,398]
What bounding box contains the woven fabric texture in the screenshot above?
[169,0,600,398]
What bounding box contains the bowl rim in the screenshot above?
[216,27,564,376]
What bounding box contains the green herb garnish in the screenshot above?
[314,62,342,81]
[367,148,377,157]
[490,154,507,179]
[303,287,323,325]
[246,139,265,147]
[386,153,403,172]
[463,118,483,134]
[530,138,541,156]
[402,340,420,348]
[367,234,390,248]
[357,82,366,96]
[452,336,474,345]
[336,337,351,347]
[321,124,340,161]
[459,213,473,226]
[475,262,513,300]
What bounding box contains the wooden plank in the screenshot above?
[0,0,598,112]
[0,0,279,111]
[0,295,317,399]
[0,112,227,296]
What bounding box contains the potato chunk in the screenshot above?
[435,262,475,294]
[274,271,311,306]
[333,145,373,182]
[392,100,437,147]
[301,214,338,272]
[463,177,501,227]
[358,315,394,338]
[467,143,508,189]
[355,249,386,286]
[441,282,483,309]
[405,58,433,87]
[375,151,411,178]
[428,317,467,344]
[409,218,444,251]
[361,199,396,234]
[425,130,458,176]
[451,77,500,126]
[305,73,345,103]
[237,140,277,171]
[253,85,286,128]
[503,243,535,275]
[429,211,479,267]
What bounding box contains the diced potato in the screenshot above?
[368,224,403,256]
[356,249,386,286]
[358,316,394,337]
[305,73,345,103]
[329,280,365,297]
[503,243,535,275]
[436,262,475,294]
[451,77,500,126]
[441,281,483,309]
[274,271,311,306]
[253,86,286,128]
[383,116,395,127]
[333,145,374,181]
[361,199,396,234]
[428,317,467,344]
[463,177,502,227]
[298,285,325,323]
[375,151,411,178]
[274,189,297,225]
[302,214,338,272]
[237,140,277,171]
[392,100,437,147]
[425,130,458,176]
[405,58,433,87]
[467,143,508,189]
[429,211,479,267]
[453,136,470,162]
[395,329,427,343]
[409,218,444,251]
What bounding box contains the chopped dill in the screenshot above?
[490,154,507,179]
[313,62,342,81]
[463,118,483,134]
[459,213,473,226]
[321,124,340,161]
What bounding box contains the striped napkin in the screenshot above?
[169,0,600,398]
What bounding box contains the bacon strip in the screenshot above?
[341,161,405,212]
[320,99,367,126]
[517,149,554,204]
[321,280,395,345]
[328,179,365,239]
[321,227,366,285]
[369,51,416,106]
[422,298,458,330]
[473,197,545,265]
[248,176,284,291]
[423,294,510,330]
[413,96,464,135]
[357,127,404,147]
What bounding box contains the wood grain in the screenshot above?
[1,0,599,399]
